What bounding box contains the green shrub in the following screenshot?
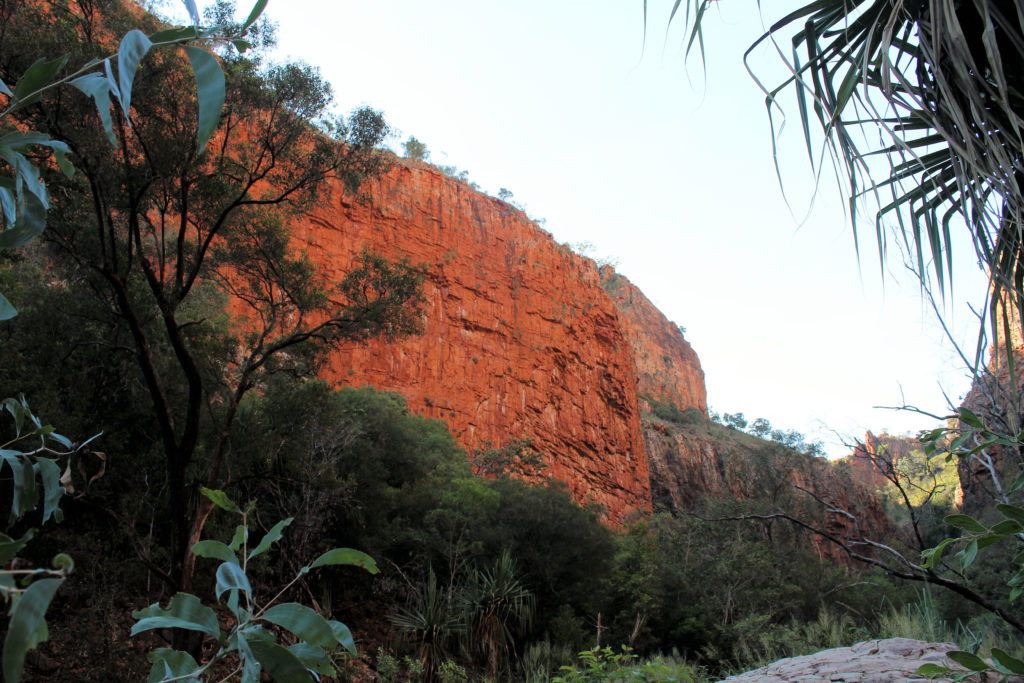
[554,646,698,682]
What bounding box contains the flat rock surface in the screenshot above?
[718,638,1010,682]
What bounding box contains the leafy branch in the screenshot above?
[132,488,378,683]
[0,396,99,683]
[0,0,268,319]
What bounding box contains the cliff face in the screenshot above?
[291,162,705,523]
[958,310,1024,514]
[843,431,921,492]
[288,160,893,538]
[599,268,707,414]
[643,414,895,563]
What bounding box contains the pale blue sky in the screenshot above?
[180,0,991,455]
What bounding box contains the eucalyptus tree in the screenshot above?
[0,0,425,597]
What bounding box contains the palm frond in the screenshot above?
[666,0,1024,351]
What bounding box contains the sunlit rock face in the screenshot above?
[598,266,707,415]
[290,161,706,524]
[844,431,924,492]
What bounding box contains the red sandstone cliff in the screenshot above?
[843,431,922,492]
[599,268,707,414]
[642,415,896,563]
[291,161,705,523]
[288,159,896,541]
[958,306,1024,514]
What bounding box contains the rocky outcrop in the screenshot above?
[839,431,963,510]
[844,431,924,492]
[718,638,999,682]
[958,317,1024,514]
[643,413,895,563]
[599,268,707,413]
[291,161,704,523]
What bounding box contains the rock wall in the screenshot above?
[843,431,923,492]
[958,310,1024,514]
[599,268,707,413]
[285,160,894,536]
[643,414,895,563]
[291,161,705,523]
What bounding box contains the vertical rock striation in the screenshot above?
[290,162,705,523]
[282,159,890,539]
[599,267,707,413]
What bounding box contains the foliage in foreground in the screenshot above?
[132,488,376,682]
[553,646,697,682]
[0,397,97,683]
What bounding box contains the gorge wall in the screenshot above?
[288,159,889,536]
[290,161,706,523]
[641,413,895,563]
[843,431,923,492]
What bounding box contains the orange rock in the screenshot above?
[290,161,706,524]
[599,266,706,414]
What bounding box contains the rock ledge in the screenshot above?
[718,638,1000,682]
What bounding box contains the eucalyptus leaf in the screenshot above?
[183,46,224,154]
[988,520,1022,536]
[148,27,200,44]
[247,637,313,683]
[35,457,65,524]
[192,539,238,564]
[0,191,47,250]
[116,30,153,121]
[46,431,72,449]
[201,486,238,512]
[914,663,951,676]
[215,561,252,601]
[131,593,220,640]
[287,642,334,676]
[180,0,201,27]
[146,648,201,683]
[228,524,247,552]
[977,534,1006,550]
[959,539,979,570]
[997,503,1024,527]
[329,619,357,656]
[10,55,69,111]
[308,547,378,573]
[260,603,337,649]
[2,452,38,525]
[2,577,63,683]
[958,408,984,429]
[0,531,32,566]
[248,517,292,560]
[0,292,16,321]
[70,72,117,146]
[945,514,988,534]
[947,650,990,672]
[992,648,1024,675]
[241,0,269,30]
[0,176,17,226]
[921,537,956,569]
